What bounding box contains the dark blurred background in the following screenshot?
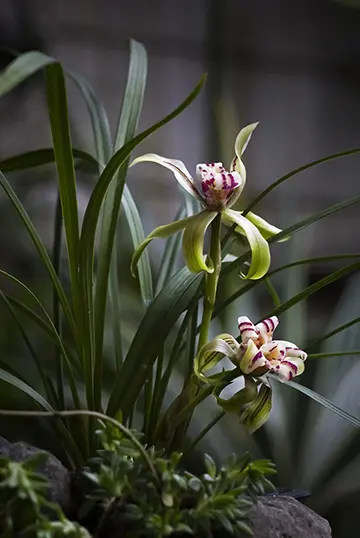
[1,1,360,536]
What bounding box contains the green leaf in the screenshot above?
[306,315,360,351]
[223,194,360,278]
[131,215,198,277]
[0,51,53,96]
[0,148,97,172]
[275,376,360,429]
[107,267,202,417]
[182,210,217,273]
[79,75,206,403]
[215,376,258,413]
[0,170,77,340]
[94,39,149,408]
[242,147,360,216]
[222,208,271,279]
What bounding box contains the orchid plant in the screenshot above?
[0,39,359,477]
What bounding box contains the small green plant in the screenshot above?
[0,454,89,537]
[81,421,276,537]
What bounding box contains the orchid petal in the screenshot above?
[269,357,305,382]
[255,316,279,343]
[222,208,271,279]
[238,316,258,344]
[215,376,258,412]
[239,383,272,434]
[194,333,240,384]
[245,211,286,241]
[130,153,204,204]
[275,340,308,362]
[239,339,270,374]
[182,210,217,273]
[131,215,198,277]
[230,122,259,181]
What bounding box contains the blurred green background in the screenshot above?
[1,1,360,536]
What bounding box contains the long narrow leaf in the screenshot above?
[0,170,77,339]
[107,268,202,417]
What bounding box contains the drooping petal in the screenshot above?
[182,210,217,273]
[238,339,271,374]
[131,215,198,277]
[244,211,286,241]
[238,316,258,344]
[269,357,305,382]
[194,333,240,384]
[275,341,308,362]
[196,162,243,210]
[255,316,279,343]
[230,122,259,181]
[239,383,272,434]
[215,376,258,412]
[130,153,204,204]
[222,208,271,279]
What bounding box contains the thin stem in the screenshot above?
[0,409,158,483]
[263,278,281,308]
[184,411,225,454]
[147,348,164,444]
[198,214,222,351]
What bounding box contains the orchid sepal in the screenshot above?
[239,383,272,434]
[130,153,204,204]
[130,214,198,277]
[243,211,285,241]
[194,333,240,384]
[182,210,217,273]
[222,208,271,279]
[214,375,258,412]
[231,122,259,182]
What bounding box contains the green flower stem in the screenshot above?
[184,410,225,454]
[198,213,222,351]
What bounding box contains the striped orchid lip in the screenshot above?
[237,316,307,382]
[196,162,242,211]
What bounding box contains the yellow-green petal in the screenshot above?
[222,208,271,280]
[131,215,198,277]
[239,383,272,434]
[194,333,239,384]
[231,122,259,181]
[182,210,217,273]
[245,211,287,242]
[214,375,258,412]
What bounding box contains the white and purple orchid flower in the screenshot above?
[130,123,282,280]
[193,315,306,432]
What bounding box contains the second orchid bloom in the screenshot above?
[130,123,282,280]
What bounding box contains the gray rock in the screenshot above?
[248,495,332,538]
[0,436,71,513]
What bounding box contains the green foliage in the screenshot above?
[0,454,89,537]
[81,423,276,537]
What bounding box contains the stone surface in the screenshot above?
[0,436,71,513]
[248,495,332,538]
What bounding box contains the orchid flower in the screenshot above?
[194,315,307,433]
[130,123,282,280]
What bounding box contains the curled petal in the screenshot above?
[270,357,305,382]
[194,334,240,384]
[245,211,286,242]
[275,340,307,362]
[230,122,259,182]
[238,316,258,344]
[131,215,197,277]
[239,339,271,374]
[239,383,272,434]
[255,316,279,344]
[130,153,204,204]
[215,376,258,412]
[222,208,271,279]
[182,210,217,273]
